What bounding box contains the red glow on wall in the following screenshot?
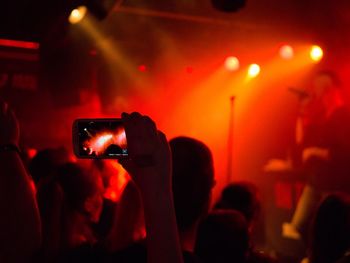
[275,182,293,210]
[274,182,305,210]
[186,66,194,74]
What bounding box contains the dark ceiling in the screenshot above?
[1,0,350,43]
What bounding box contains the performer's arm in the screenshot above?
[302,147,329,163]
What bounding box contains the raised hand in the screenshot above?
[118,112,183,263]
[119,112,172,196]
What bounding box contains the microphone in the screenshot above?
[288,87,310,99]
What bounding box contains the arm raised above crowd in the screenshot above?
[119,112,183,263]
[0,101,41,263]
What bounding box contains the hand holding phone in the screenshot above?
[118,112,171,182]
[118,113,183,263]
[72,114,171,191]
[73,113,183,263]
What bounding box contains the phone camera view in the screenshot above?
[76,120,128,158]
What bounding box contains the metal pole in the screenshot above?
[227,96,235,184]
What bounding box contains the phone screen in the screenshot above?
[73,119,128,159]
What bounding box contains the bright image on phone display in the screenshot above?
[76,120,128,158]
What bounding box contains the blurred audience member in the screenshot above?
[0,101,41,263]
[89,160,120,242]
[111,136,215,263]
[215,182,261,227]
[195,209,249,263]
[307,193,350,263]
[29,147,71,185]
[214,182,276,263]
[36,162,104,262]
[105,180,145,252]
[170,137,215,254]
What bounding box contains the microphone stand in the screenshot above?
[226,96,235,184]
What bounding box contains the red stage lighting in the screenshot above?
[69,6,87,24]
[225,56,240,71]
[138,65,147,72]
[248,64,260,78]
[310,45,323,62]
[279,45,294,60]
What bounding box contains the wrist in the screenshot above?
[141,189,175,225]
[139,182,173,205]
[131,167,172,196]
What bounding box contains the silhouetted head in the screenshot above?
[310,193,350,263]
[195,210,249,263]
[55,163,104,223]
[170,136,215,232]
[311,70,344,111]
[36,162,104,252]
[214,182,261,225]
[312,70,341,95]
[29,147,71,184]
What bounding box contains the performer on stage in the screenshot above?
[283,70,350,239]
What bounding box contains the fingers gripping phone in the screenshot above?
[73,119,128,159]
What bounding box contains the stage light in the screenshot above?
[225,56,240,71]
[279,45,294,60]
[69,6,87,24]
[27,148,37,159]
[310,45,323,62]
[248,64,260,78]
[138,65,147,72]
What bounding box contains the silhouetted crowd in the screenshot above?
[0,102,349,263]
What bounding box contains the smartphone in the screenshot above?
[72,118,128,159]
